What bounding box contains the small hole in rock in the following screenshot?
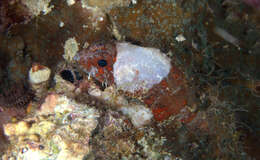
[60,70,74,83]
[255,85,260,92]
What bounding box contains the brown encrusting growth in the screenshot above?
[0,0,32,32]
[0,82,33,155]
[0,83,34,108]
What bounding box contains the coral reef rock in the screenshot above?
[2,94,99,160]
[21,0,54,16]
[120,105,153,128]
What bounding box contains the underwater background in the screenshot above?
[0,0,259,159]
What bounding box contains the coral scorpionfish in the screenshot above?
[75,41,195,123]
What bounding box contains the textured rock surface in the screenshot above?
[2,95,99,160]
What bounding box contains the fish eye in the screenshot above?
[98,59,107,67]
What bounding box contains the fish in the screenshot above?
[75,42,194,122]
